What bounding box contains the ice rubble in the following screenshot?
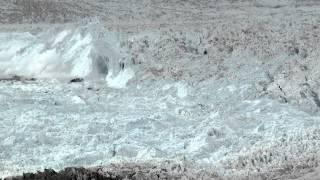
[2,21,320,179]
[1,76,320,178]
[0,25,134,87]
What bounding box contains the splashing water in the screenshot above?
[0,24,134,87]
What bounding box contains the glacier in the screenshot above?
[0,24,133,87]
[1,20,320,179]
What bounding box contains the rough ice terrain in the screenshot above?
[2,0,320,179]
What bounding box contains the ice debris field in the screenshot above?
[1,23,320,178]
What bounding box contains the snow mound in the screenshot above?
[0,24,132,85]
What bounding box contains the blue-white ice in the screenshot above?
[0,24,133,88]
[1,24,320,178]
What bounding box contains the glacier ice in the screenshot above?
[1,22,320,179]
[0,24,131,85]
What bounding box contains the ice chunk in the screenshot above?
[175,82,188,98]
[106,68,135,88]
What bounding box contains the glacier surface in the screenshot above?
[1,23,320,179]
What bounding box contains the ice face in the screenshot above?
[0,25,131,85]
[106,68,135,88]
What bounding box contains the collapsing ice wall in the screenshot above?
[0,24,134,87]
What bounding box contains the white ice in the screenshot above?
[1,25,320,179]
[0,25,130,84]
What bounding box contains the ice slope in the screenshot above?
[0,24,133,87]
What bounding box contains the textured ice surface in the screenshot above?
[1,65,320,178]
[2,3,320,177]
